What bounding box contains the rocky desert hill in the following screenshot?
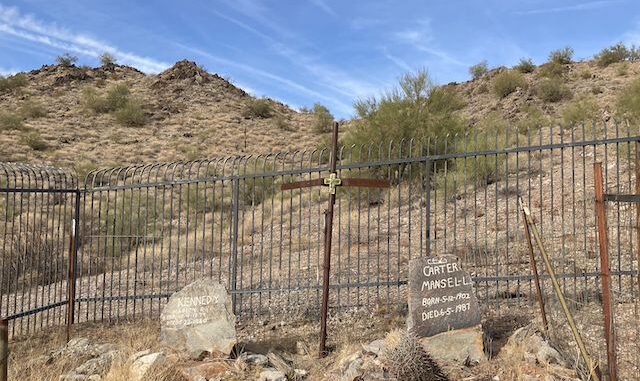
[0,50,638,176]
[0,60,321,176]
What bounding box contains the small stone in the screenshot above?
[342,358,363,381]
[362,339,385,356]
[259,368,286,381]
[419,325,486,365]
[129,351,166,381]
[246,354,269,366]
[294,368,308,379]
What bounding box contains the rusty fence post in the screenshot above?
[594,162,618,381]
[635,142,640,288]
[1,319,7,381]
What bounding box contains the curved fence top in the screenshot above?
[0,162,77,190]
[80,122,639,190]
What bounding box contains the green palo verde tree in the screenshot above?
[343,69,466,158]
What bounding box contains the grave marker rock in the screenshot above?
[408,255,485,364]
[161,279,236,359]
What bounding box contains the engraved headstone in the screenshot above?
[161,279,236,359]
[408,255,485,364]
[408,255,481,337]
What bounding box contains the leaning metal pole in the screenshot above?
[521,200,601,381]
[319,122,339,357]
[518,197,548,333]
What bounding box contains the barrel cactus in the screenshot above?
[380,329,448,381]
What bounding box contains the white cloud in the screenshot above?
[0,67,18,76]
[310,0,336,17]
[0,4,170,73]
[515,0,624,15]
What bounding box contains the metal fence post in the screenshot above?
[230,178,240,314]
[594,162,618,381]
[424,159,431,257]
[66,190,81,342]
[1,319,7,381]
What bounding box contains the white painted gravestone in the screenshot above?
[161,279,237,359]
[408,255,485,364]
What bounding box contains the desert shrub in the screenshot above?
[115,99,145,126]
[579,70,592,80]
[83,84,130,113]
[243,98,273,118]
[516,105,550,133]
[538,61,566,78]
[99,52,116,66]
[469,60,489,79]
[617,78,640,121]
[82,86,108,113]
[595,43,631,67]
[0,73,27,92]
[548,46,574,64]
[0,112,25,130]
[312,103,334,133]
[616,62,629,76]
[492,70,526,98]
[19,100,47,119]
[104,84,131,111]
[561,95,599,125]
[56,53,78,67]
[21,131,48,151]
[344,69,465,157]
[537,77,572,102]
[514,58,535,73]
[274,115,295,131]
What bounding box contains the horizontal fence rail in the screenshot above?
[1,122,640,377]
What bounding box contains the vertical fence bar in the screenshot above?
[0,319,6,381]
[424,159,431,257]
[230,178,240,314]
[594,162,618,381]
[66,190,79,342]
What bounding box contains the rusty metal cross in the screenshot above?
[281,122,389,357]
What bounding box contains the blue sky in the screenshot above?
[0,0,638,118]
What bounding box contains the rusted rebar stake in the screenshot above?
[594,162,619,381]
[519,197,548,334]
[521,199,601,381]
[635,142,640,289]
[1,319,8,381]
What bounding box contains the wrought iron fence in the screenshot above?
[1,122,639,363]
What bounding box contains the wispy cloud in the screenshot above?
[209,7,379,105]
[515,0,623,15]
[382,48,413,72]
[178,43,353,115]
[394,19,467,67]
[0,4,170,73]
[310,0,336,17]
